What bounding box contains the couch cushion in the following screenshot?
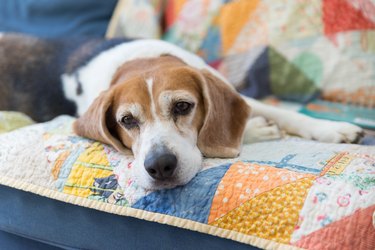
[0,0,117,37]
[0,184,255,250]
[0,116,374,249]
[0,229,59,250]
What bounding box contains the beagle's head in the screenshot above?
[74,56,250,189]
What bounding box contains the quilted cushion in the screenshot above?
[0,116,374,249]
[0,184,255,250]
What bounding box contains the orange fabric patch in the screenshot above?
[210,177,314,244]
[208,162,315,224]
[219,0,259,53]
[52,151,70,180]
[321,152,353,176]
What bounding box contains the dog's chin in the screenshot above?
[148,179,183,190]
[139,176,193,190]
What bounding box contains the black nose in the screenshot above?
[144,147,177,180]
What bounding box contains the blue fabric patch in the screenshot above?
[55,147,84,192]
[241,46,271,98]
[199,26,222,63]
[132,164,230,223]
[360,135,375,145]
[245,154,322,175]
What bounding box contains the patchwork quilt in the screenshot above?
[108,0,375,105]
[0,115,374,249]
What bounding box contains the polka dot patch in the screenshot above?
[210,177,314,243]
[208,162,315,223]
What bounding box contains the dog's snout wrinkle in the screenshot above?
[144,146,177,180]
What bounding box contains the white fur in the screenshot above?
[146,78,157,120]
[132,120,202,190]
[243,116,282,144]
[62,39,229,116]
[243,96,363,143]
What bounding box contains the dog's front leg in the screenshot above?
[242,96,364,143]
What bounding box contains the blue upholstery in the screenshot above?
[0,0,118,37]
[0,185,259,250]
[0,230,60,250]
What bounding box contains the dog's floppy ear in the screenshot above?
[73,90,126,152]
[197,70,251,158]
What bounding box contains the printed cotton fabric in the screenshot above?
[0,116,374,250]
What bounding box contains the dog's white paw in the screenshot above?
[298,119,364,143]
[243,116,282,144]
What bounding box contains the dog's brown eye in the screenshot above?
[173,101,194,116]
[121,115,138,129]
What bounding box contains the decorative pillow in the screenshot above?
[106,0,164,39]
[165,0,375,104]
[107,0,375,105]
[0,111,34,134]
[0,116,374,250]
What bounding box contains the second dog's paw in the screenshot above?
[243,116,282,144]
[299,120,364,143]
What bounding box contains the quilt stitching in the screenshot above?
[0,116,374,250]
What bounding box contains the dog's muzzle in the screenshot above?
[144,145,177,180]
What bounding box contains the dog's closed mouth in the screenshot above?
[146,177,182,190]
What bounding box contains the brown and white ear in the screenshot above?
[198,70,251,158]
[73,90,126,152]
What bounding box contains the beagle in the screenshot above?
[62,39,364,190]
[0,34,363,189]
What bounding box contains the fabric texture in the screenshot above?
[0,0,118,37]
[107,0,164,39]
[108,0,375,105]
[0,230,60,250]
[166,0,375,104]
[0,116,374,250]
[0,184,256,250]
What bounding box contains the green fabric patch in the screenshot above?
[363,31,375,53]
[268,47,319,101]
[0,111,34,134]
[328,174,375,190]
[292,52,323,87]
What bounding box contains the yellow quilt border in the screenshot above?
[0,176,302,250]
